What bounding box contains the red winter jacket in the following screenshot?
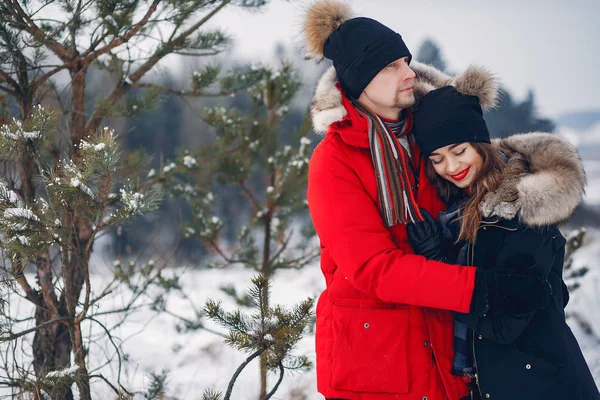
[307,71,477,399]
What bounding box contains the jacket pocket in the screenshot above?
[329,303,410,393]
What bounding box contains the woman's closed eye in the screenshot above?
[430,157,443,165]
[454,148,466,156]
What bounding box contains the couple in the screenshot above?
[302,1,599,400]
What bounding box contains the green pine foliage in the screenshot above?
[0,110,161,277]
[204,276,313,400]
[173,61,318,398]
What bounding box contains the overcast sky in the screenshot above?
[203,0,599,118]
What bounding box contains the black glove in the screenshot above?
[407,208,446,261]
[470,268,553,316]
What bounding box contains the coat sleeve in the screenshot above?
[307,140,476,312]
[454,225,556,345]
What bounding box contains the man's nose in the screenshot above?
[402,65,416,81]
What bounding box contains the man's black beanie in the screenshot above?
[323,17,412,99]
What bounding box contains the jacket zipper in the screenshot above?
[469,219,518,399]
[472,330,484,399]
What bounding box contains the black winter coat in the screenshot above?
[455,217,599,400]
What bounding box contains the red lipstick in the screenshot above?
[450,166,471,182]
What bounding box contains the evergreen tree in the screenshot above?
[484,89,555,138]
[0,1,271,398]
[416,38,447,72]
[0,110,161,398]
[173,61,319,399]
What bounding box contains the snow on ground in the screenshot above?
[2,260,326,399]
[565,228,600,384]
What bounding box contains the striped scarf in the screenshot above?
[352,100,423,226]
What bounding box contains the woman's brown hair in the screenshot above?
[425,142,505,244]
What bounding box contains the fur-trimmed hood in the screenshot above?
[310,61,498,133]
[482,132,586,227]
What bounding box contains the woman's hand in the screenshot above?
[406,208,446,261]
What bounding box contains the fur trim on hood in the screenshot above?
[310,62,498,133]
[482,133,586,226]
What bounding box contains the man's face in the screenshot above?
[357,56,416,119]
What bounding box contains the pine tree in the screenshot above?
[0,1,271,398]
[416,38,447,72]
[174,61,319,399]
[0,109,161,398]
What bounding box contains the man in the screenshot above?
[302,1,555,399]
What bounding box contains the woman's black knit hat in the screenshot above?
[413,86,491,157]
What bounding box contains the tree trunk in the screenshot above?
[32,257,74,400]
[70,65,87,150]
[258,187,274,400]
[67,251,92,400]
[28,64,94,399]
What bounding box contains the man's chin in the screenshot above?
[397,96,416,109]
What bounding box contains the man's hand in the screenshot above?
[406,208,446,261]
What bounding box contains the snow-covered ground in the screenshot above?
[2,255,326,399]
[564,227,600,382]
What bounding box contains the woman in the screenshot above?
[408,85,599,400]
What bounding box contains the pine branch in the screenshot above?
[85,316,133,396]
[129,82,237,98]
[87,373,126,398]
[224,349,263,400]
[82,0,162,63]
[0,70,18,93]
[0,316,70,342]
[263,362,284,400]
[268,231,293,265]
[14,274,42,306]
[205,240,257,269]
[3,0,71,62]
[85,0,233,133]
[0,85,16,96]
[32,65,67,93]
[238,181,260,213]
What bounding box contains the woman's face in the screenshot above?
[429,142,484,189]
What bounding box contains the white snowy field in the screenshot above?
[2,256,325,399]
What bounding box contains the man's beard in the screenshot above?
[394,92,416,109]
